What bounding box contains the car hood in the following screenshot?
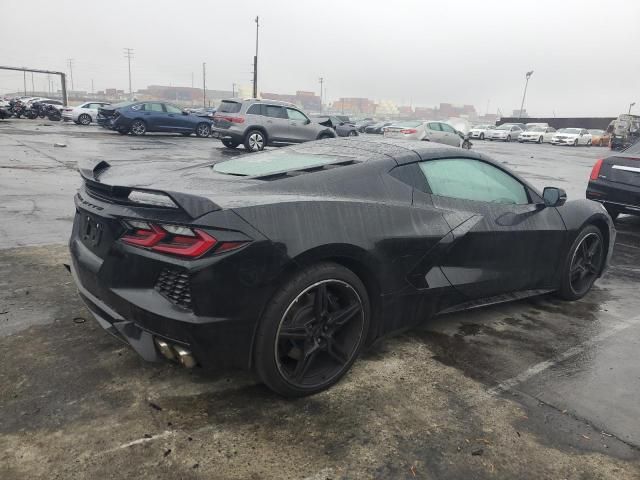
[555,133,579,138]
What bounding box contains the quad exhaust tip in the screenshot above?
[154,338,196,368]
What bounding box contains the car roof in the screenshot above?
[222,97,297,108]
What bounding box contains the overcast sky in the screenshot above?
[1,0,639,116]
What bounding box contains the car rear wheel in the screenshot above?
[244,129,265,152]
[537,136,543,144]
[506,135,511,142]
[480,133,484,140]
[573,139,578,146]
[78,113,92,126]
[557,225,604,301]
[222,139,239,149]
[348,130,358,137]
[254,262,370,397]
[196,123,211,138]
[130,120,146,136]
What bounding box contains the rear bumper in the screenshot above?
[211,127,244,142]
[587,179,640,216]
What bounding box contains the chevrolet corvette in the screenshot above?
[69,138,615,396]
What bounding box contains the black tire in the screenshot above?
[195,123,211,138]
[222,139,239,149]
[318,133,333,140]
[480,133,485,140]
[130,119,146,136]
[244,129,266,152]
[587,139,592,147]
[348,130,358,137]
[78,113,92,126]
[506,135,511,142]
[117,128,128,135]
[556,225,605,301]
[573,139,578,147]
[254,262,370,397]
[537,136,543,144]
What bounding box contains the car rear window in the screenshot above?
[218,101,242,113]
[213,148,358,177]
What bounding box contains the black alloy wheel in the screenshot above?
[130,120,146,136]
[557,225,604,300]
[254,263,369,397]
[196,123,211,137]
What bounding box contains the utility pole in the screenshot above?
[123,48,134,99]
[629,102,636,114]
[67,58,74,92]
[191,72,194,88]
[518,70,534,119]
[319,77,324,113]
[91,79,94,96]
[23,70,26,95]
[47,74,51,95]
[31,72,34,95]
[202,62,206,108]
[232,83,236,97]
[253,16,259,98]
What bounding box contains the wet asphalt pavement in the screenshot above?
[1,119,639,479]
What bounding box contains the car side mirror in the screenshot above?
[305,119,311,125]
[182,110,189,115]
[542,187,567,207]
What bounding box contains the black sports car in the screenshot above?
[69,138,615,397]
[586,141,640,218]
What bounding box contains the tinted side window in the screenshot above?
[419,158,529,205]
[265,105,285,119]
[428,122,441,131]
[246,104,263,115]
[165,104,182,114]
[147,103,165,113]
[286,108,309,122]
[440,123,455,133]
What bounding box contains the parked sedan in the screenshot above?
[589,129,611,147]
[587,140,640,219]
[98,101,212,137]
[364,121,393,134]
[69,138,614,397]
[311,115,358,137]
[551,128,592,146]
[518,126,557,143]
[469,124,495,140]
[63,101,112,125]
[383,120,462,147]
[488,124,523,142]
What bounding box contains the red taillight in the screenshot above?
[215,115,244,124]
[121,222,247,258]
[590,159,604,181]
[400,129,417,134]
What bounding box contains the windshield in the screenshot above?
[496,125,511,130]
[588,129,605,135]
[218,100,242,113]
[213,148,358,177]
[394,121,422,128]
[527,127,545,132]
[472,125,489,129]
[558,128,581,134]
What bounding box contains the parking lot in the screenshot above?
[1,119,639,479]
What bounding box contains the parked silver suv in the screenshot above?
[211,98,336,152]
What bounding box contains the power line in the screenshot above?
[123,48,134,98]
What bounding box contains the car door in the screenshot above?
[263,104,289,142]
[580,129,591,145]
[425,122,445,143]
[139,102,166,131]
[286,107,314,142]
[165,103,192,132]
[416,157,567,299]
[439,122,461,146]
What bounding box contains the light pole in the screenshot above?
[629,102,636,114]
[319,77,324,113]
[518,70,534,119]
[202,62,206,108]
[253,16,259,98]
[123,48,134,99]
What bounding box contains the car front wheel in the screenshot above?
[244,129,266,152]
[557,225,605,300]
[254,262,370,397]
[506,135,511,142]
[196,123,211,137]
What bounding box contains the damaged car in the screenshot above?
[69,138,615,397]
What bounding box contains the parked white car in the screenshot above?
[383,120,463,147]
[62,101,111,125]
[469,124,495,140]
[551,128,592,146]
[518,126,557,143]
[488,124,523,142]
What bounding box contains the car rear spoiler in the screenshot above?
[78,160,221,218]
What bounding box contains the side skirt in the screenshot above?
[437,289,555,315]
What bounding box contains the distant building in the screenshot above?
[331,97,376,115]
[414,107,437,119]
[136,85,233,106]
[512,108,529,118]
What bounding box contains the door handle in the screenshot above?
[290,122,297,126]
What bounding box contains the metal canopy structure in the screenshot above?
[0,65,68,105]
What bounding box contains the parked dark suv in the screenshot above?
[212,98,336,152]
